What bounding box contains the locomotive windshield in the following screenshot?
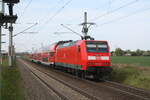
[86,41,108,53]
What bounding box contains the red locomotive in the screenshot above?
[29,39,112,79]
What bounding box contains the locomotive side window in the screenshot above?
[63,43,70,47]
[86,41,108,53]
[58,41,77,48]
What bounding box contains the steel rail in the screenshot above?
[48,65,150,100]
[105,80,150,94]
[20,59,101,100]
[20,59,70,100]
[32,65,100,100]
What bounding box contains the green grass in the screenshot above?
[111,56,150,67]
[0,58,25,100]
[110,56,150,90]
[109,66,150,90]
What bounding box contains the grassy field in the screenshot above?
[0,58,25,100]
[111,56,150,67]
[110,56,150,90]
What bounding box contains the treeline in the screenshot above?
[111,48,150,56]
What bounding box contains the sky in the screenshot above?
[1,0,150,52]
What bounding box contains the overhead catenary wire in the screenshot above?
[37,0,73,33]
[94,0,118,11]
[91,0,139,21]
[107,0,114,13]
[61,24,83,37]
[15,0,63,34]
[37,0,63,24]
[13,23,38,37]
[54,32,76,34]
[46,0,73,23]
[17,0,33,22]
[42,0,73,25]
[22,32,38,34]
[62,0,115,27]
[96,7,150,27]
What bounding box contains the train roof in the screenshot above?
[31,40,109,54]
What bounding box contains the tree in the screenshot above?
[136,49,143,56]
[131,51,137,56]
[115,48,124,56]
[124,50,131,56]
[143,50,150,56]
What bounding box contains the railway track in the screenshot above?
[59,72,150,100]
[19,59,100,100]
[63,70,150,100]
[84,80,150,100]
[39,62,150,100]
[104,80,150,99]
[21,59,150,100]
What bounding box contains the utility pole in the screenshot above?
[0,26,2,64]
[8,3,14,67]
[58,12,95,40]
[80,12,95,40]
[0,0,4,65]
[0,27,6,65]
[8,23,13,66]
[0,0,19,67]
[0,26,5,65]
[5,0,19,67]
[83,12,88,37]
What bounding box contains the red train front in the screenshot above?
[55,40,112,79]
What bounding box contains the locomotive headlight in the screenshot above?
[88,56,96,60]
[101,56,109,60]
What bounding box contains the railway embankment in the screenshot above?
[110,64,150,90]
[0,57,25,100]
[17,59,61,100]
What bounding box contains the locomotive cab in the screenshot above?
[85,40,112,77]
